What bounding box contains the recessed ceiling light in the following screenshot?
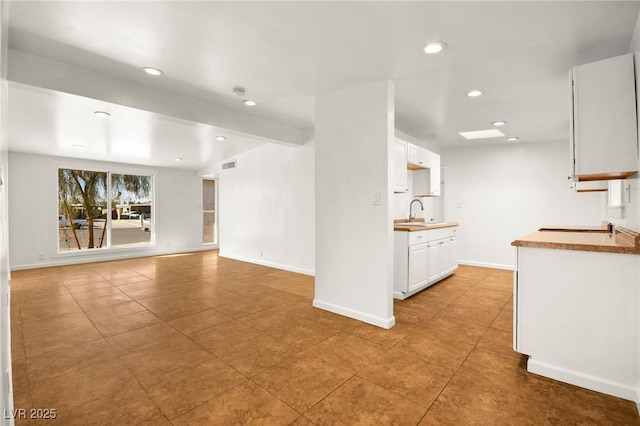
[215,136,226,141]
[174,157,183,162]
[492,121,507,126]
[459,129,505,140]
[72,144,86,149]
[243,99,257,106]
[142,67,163,76]
[467,90,482,97]
[507,137,520,141]
[93,111,111,118]
[424,41,447,54]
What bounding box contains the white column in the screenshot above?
[314,81,395,328]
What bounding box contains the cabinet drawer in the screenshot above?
[429,227,450,241]
[409,231,429,245]
[450,226,458,236]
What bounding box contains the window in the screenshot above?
[202,179,216,244]
[58,167,153,252]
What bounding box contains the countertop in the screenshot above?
[538,221,612,233]
[394,220,459,232]
[511,226,640,255]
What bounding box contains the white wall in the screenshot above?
[217,139,315,275]
[0,0,13,423]
[8,152,209,269]
[442,141,605,269]
[314,81,395,329]
[629,8,640,411]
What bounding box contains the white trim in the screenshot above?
[10,246,216,271]
[459,260,514,270]
[218,251,314,276]
[527,358,639,403]
[312,298,396,329]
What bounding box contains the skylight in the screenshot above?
[459,129,505,140]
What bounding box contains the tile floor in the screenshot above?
[9,250,640,425]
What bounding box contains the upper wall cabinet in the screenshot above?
[414,151,441,197]
[394,138,409,193]
[407,143,428,170]
[570,53,638,182]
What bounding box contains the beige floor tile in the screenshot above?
[23,322,103,359]
[253,352,352,413]
[547,381,640,425]
[120,337,211,383]
[26,338,116,384]
[143,353,245,419]
[397,329,475,372]
[30,359,166,425]
[216,333,300,377]
[190,320,262,356]
[84,300,148,321]
[11,253,637,425]
[136,292,211,321]
[476,327,519,358]
[358,346,452,408]
[305,376,426,425]
[171,380,300,425]
[105,322,186,356]
[91,310,162,337]
[167,308,232,336]
[305,331,387,374]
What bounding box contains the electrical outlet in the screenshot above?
[38,253,45,260]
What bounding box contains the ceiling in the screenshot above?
[5,1,640,171]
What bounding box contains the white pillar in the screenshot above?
[314,81,395,328]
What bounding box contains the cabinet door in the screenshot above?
[427,241,442,282]
[407,143,427,170]
[571,53,638,180]
[429,152,441,196]
[394,139,409,192]
[408,243,429,291]
[413,151,441,197]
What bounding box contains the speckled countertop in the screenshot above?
[511,226,640,255]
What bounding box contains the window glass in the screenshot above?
[111,173,153,247]
[202,179,216,244]
[58,168,153,252]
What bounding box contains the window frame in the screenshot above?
[53,159,157,258]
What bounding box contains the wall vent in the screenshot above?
[222,160,237,170]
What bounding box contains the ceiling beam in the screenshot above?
[7,50,307,147]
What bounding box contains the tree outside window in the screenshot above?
[58,168,153,252]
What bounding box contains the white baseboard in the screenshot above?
[528,358,639,403]
[10,246,217,271]
[459,260,514,270]
[218,251,315,276]
[312,298,395,329]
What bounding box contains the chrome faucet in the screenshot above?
[409,199,424,222]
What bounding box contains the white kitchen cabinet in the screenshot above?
[427,240,442,282]
[514,246,639,401]
[393,138,409,192]
[394,225,458,299]
[414,151,441,197]
[407,143,427,170]
[570,53,638,182]
[408,243,429,292]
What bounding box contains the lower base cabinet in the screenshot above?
[514,246,639,401]
[394,226,458,299]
